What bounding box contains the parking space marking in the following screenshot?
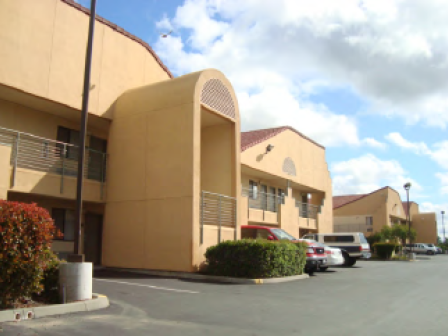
[94,278,199,294]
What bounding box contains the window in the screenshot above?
[366,216,373,226]
[260,185,268,210]
[268,187,276,212]
[249,180,258,200]
[57,126,80,160]
[241,228,257,239]
[52,208,75,241]
[278,189,285,205]
[256,229,272,239]
[323,235,355,243]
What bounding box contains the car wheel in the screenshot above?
[319,266,328,272]
[426,251,433,255]
[347,257,357,267]
[342,252,350,266]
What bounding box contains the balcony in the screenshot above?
[0,126,107,201]
[242,188,282,225]
[200,191,237,244]
[296,201,319,230]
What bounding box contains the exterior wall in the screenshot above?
[241,130,329,192]
[334,215,370,234]
[0,98,108,203]
[240,129,332,236]
[103,69,240,272]
[0,0,170,119]
[334,188,407,234]
[412,213,437,244]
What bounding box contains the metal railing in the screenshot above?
[0,126,107,197]
[241,188,282,212]
[200,191,237,244]
[296,201,319,220]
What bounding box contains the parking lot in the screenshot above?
[3,256,448,336]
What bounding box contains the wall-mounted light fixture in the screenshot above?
[265,144,274,154]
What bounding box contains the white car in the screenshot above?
[302,239,344,271]
[403,243,437,255]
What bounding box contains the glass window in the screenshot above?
[323,235,355,243]
[359,233,368,243]
[241,228,257,239]
[271,228,296,241]
[277,189,285,205]
[256,229,272,239]
[52,208,76,241]
[249,180,258,200]
[366,216,373,226]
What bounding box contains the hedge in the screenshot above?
[374,242,397,259]
[0,200,61,308]
[204,239,308,278]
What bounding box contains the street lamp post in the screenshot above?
[403,182,412,255]
[71,0,97,261]
[442,211,446,243]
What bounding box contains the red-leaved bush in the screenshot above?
[0,200,61,308]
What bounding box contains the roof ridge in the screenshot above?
[60,0,173,79]
[333,186,390,209]
[241,126,324,152]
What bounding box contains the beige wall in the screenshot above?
[103,69,241,272]
[240,129,333,235]
[0,0,170,119]
[334,188,407,233]
[412,213,437,244]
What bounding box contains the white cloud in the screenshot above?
[385,132,448,171]
[331,154,421,196]
[361,138,387,149]
[385,132,430,155]
[436,172,448,195]
[155,0,448,136]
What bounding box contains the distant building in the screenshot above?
[333,187,437,244]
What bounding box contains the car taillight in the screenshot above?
[326,250,333,255]
[359,246,363,252]
[307,248,314,254]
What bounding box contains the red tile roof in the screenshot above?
[333,194,367,209]
[241,126,324,152]
[61,0,173,79]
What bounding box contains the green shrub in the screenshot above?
[374,242,397,259]
[0,201,60,309]
[204,239,307,278]
[32,250,63,304]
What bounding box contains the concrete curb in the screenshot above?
[106,267,309,284]
[0,293,109,323]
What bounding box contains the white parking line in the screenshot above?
[94,278,199,294]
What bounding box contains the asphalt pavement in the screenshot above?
[2,256,448,336]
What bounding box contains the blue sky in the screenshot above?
[79,0,447,234]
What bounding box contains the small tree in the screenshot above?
[390,224,416,247]
[0,201,60,308]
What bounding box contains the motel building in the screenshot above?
[0,0,333,272]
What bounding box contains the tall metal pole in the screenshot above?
[442,211,446,243]
[406,190,410,250]
[73,0,97,259]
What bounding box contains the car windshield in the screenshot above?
[359,233,368,244]
[271,229,296,241]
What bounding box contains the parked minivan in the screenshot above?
[241,225,327,275]
[302,232,371,266]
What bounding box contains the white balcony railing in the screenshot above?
[0,126,107,198]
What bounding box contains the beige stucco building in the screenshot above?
[0,0,333,272]
[333,187,437,244]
